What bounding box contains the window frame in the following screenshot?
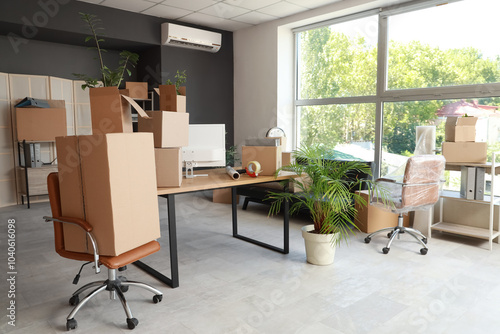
[293,0,500,178]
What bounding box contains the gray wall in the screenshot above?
[0,0,234,145]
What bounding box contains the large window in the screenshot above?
[295,0,500,188]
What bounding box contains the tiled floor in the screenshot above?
[1,191,500,333]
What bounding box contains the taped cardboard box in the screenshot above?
[354,190,409,233]
[137,110,189,148]
[89,87,133,134]
[442,142,487,163]
[241,146,282,176]
[15,99,67,141]
[155,147,182,187]
[445,116,477,142]
[156,85,186,113]
[125,82,148,100]
[56,133,161,256]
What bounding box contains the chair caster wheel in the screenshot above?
[382,247,390,254]
[364,237,371,244]
[420,248,428,255]
[422,238,427,244]
[387,232,392,238]
[127,317,139,329]
[153,294,163,303]
[69,295,79,306]
[120,285,129,293]
[66,318,78,331]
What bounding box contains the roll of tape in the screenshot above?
[246,161,262,177]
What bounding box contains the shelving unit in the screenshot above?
[431,153,500,250]
[17,140,57,208]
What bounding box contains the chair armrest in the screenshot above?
[43,216,100,274]
[44,216,93,232]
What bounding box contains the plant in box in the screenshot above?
[267,145,378,265]
[159,70,187,112]
[73,13,140,134]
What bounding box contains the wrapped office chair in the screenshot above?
[44,172,163,331]
[364,155,445,255]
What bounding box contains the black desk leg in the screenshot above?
[134,194,180,288]
[232,186,289,254]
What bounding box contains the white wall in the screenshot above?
[234,0,414,151]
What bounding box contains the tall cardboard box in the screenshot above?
[241,146,282,176]
[56,133,161,256]
[445,116,477,142]
[155,148,182,187]
[16,99,67,141]
[442,142,487,163]
[159,85,186,113]
[354,190,409,233]
[138,111,189,148]
[125,82,148,100]
[89,87,133,134]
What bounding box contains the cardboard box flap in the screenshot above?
[121,94,151,119]
[446,116,478,126]
[456,116,478,126]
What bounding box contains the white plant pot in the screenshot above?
[301,224,338,265]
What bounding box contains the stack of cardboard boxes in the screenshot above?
[137,84,189,188]
[441,116,487,164]
[56,86,161,256]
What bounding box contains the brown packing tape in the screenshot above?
[121,94,151,119]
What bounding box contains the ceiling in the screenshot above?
[77,0,344,31]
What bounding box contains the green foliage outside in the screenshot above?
[298,26,500,156]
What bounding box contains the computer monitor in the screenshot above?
[182,124,226,177]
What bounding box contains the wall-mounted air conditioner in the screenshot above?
[161,23,222,53]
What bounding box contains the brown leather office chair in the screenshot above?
[44,172,163,331]
[364,155,446,255]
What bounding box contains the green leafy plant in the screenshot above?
[268,145,379,246]
[165,70,187,95]
[73,13,139,90]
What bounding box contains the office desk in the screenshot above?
[134,168,297,288]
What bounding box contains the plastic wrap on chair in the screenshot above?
[371,155,446,214]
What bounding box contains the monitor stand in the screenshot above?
[184,161,208,178]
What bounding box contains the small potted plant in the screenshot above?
[159,70,187,112]
[268,144,374,265]
[73,13,140,133]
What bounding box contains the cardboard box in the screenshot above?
[442,142,487,163]
[213,188,239,204]
[158,85,186,113]
[241,146,282,176]
[155,148,182,187]
[16,99,67,141]
[125,82,148,100]
[56,133,161,256]
[89,87,133,134]
[137,110,189,148]
[354,190,409,233]
[282,152,293,167]
[268,136,287,151]
[445,116,477,142]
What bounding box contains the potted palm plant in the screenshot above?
[268,145,373,265]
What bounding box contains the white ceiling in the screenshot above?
[77,0,344,31]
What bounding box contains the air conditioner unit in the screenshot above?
[161,23,222,53]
